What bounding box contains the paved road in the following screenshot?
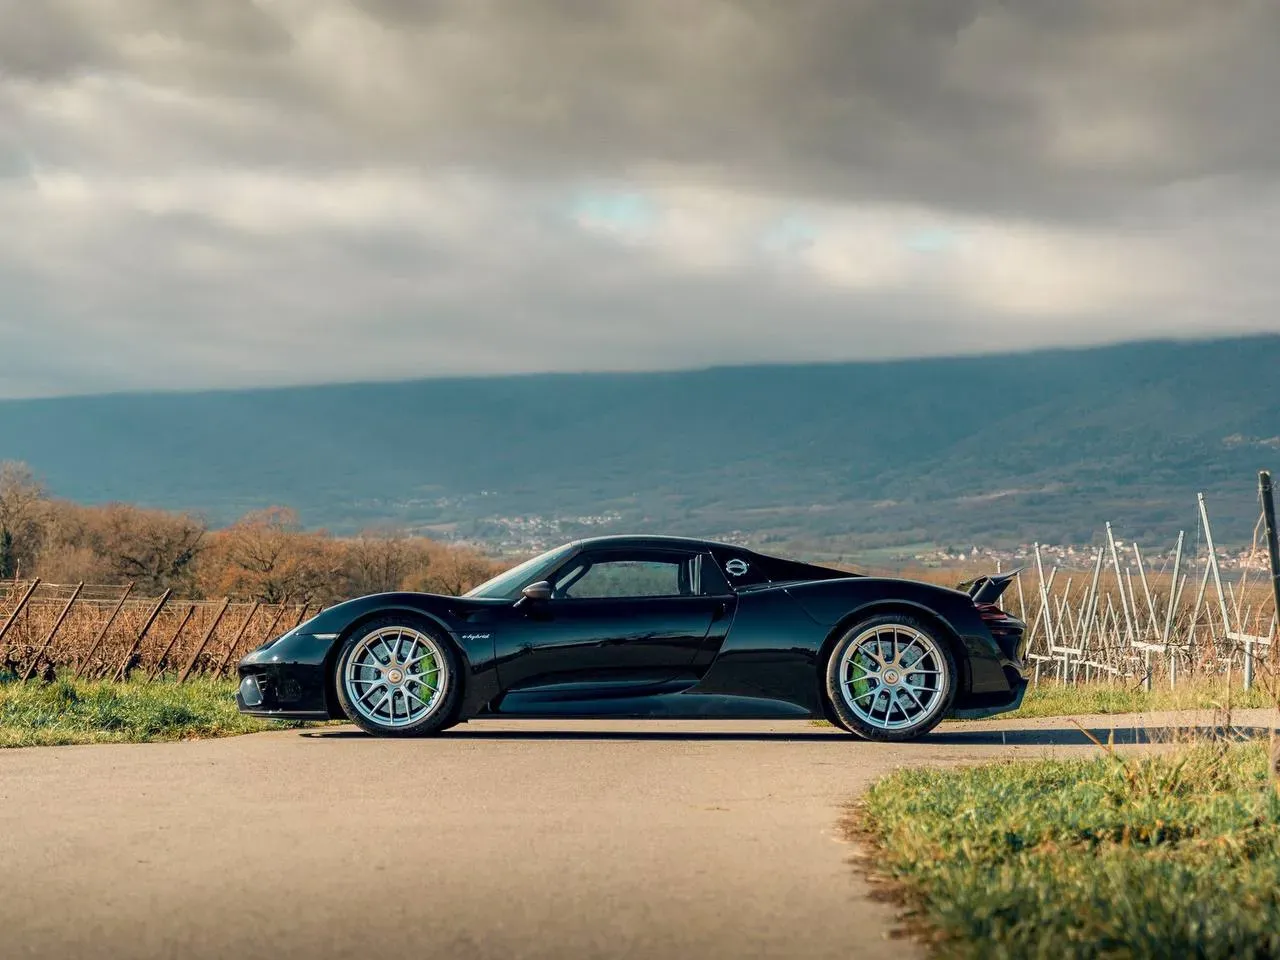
[1,709,1276,960]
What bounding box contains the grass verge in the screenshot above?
[1011,677,1277,718]
[0,675,309,747]
[856,741,1280,959]
[813,679,1277,729]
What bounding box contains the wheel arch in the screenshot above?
[322,605,466,720]
[815,600,971,709]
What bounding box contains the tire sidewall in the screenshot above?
[334,614,462,737]
[824,613,956,742]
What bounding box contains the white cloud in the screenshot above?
[3,0,1280,396]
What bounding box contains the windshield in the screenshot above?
[463,543,578,599]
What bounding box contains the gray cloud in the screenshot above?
[3,0,1280,396]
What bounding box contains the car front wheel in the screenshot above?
[334,616,461,737]
[825,614,956,742]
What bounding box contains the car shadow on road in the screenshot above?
[300,728,855,742]
[298,723,1278,745]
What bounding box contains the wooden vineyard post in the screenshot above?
[111,589,172,682]
[20,582,83,682]
[262,597,292,638]
[147,604,197,681]
[212,601,261,676]
[177,597,231,683]
[0,578,41,661]
[73,583,133,680]
[213,596,290,676]
[1260,471,1280,686]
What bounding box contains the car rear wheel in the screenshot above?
[334,616,461,737]
[825,614,956,742]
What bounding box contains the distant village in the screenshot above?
[906,542,1271,573]
[466,511,626,555]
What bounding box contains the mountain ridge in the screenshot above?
[2,333,1277,553]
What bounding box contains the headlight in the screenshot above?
[254,626,295,653]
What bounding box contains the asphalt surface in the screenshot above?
[2,709,1276,960]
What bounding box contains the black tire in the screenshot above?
[824,613,957,742]
[819,689,856,734]
[333,615,462,737]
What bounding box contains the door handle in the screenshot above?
[710,601,727,622]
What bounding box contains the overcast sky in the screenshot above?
[2,1,1280,397]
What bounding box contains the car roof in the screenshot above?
[567,534,745,553]
[564,535,856,585]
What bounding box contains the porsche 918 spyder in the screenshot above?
[236,535,1029,741]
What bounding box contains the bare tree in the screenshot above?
[408,543,499,596]
[0,462,49,577]
[0,472,504,606]
[91,504,206,593]
[207,507,341,602]
[343,530,420,596]
[0,527,14,580]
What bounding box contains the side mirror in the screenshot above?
[517,580,553,606]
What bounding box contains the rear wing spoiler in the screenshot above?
[955,568,1021,605]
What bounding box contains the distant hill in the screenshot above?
[2,335,1278,555]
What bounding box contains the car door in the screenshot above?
[493,547,726,704]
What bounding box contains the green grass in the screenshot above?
[1012,678,1277,718]
[0,675,310,747]
[857,742,1280,959]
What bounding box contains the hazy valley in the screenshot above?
[3,334,1278,559]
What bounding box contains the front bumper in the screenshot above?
[235,631,341,719]
[235,673,329,720]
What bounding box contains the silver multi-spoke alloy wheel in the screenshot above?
[836,622,949,735]
[342,626,449,729]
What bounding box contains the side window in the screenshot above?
[558,559,684,599]
[697,553,732,595]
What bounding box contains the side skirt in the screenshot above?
[492,691,815,720]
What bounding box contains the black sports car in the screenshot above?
[236,535,1029,741]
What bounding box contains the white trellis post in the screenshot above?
[1189,551,1212,666]
[1079,546,1104,661]
[1106,522,1136,644]
[1132,542,1159,640]
[1162,532,1184,688]
[1199,492,1242,686]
